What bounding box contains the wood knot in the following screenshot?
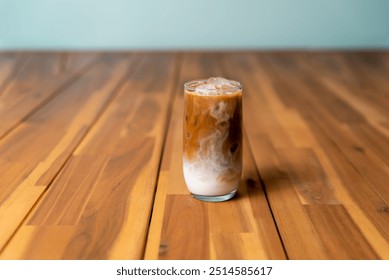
[378,206,389,213]
[246,178,256,187]
[159,242,168,255]
[353,146,364,153]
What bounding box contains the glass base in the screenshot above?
[191,190,237,202]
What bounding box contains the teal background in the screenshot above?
[1,0,389,49]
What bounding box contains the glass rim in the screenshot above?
[184,79,242,92]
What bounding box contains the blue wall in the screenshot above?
[1,0,388,49]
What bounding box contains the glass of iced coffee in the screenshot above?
[183,77,242,202]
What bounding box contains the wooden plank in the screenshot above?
[267,53,389,257]
[144,53,286,260]
[266,53,389,204]
[307,52,389,117]
[223,52,389,259]
[304,204,378,259]
[63,52,100,73]
[345,53,389,98]
[0,52,98,139]
[349,123,389,166]
[0,53,139,255]
[279,148,340,205]
[1,51,387,260]
[0,53,25,96]
[0,53,179,259]
[269,52,389,251]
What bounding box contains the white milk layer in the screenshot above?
[183,158,240,196]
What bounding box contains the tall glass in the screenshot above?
[183,78,242,202]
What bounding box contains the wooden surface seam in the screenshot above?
[0,51,388,260]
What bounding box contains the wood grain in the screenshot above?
[0,53,25,97]
[0,53,138,254]
[0,51,388,260]
[144,54,286,260]
[0,52,98,139]
[1,53,179,259]
[223,52,389,259]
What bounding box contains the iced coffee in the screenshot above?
[183,77,242,202]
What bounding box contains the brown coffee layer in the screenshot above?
[183,89,242,180]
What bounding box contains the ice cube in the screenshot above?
[207,77,230,86]
[207,77,238,94]
[195,83,218,95]
[193,77,239,95]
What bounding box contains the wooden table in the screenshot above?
[0,51,388,260]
